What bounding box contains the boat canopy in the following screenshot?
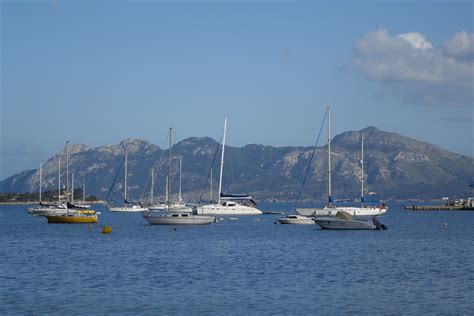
[335,211,353,220]
[220,193,251,200]
[220,193,256,204]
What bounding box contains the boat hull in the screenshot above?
[335,206,387,216]
[28,208,68,217]
[108,206,148,212]
[46,212,98,224]
[143,213,214,225]
[297,206,387,217]
[196,204,262,215]
[313,217,376,230]
[296,208,337,217]
[277,216,314,225]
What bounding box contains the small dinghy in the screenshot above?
[313,211,387,230]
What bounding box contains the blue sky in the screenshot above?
[1,0,473,179]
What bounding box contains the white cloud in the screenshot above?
[398,32,433,50]
[443,31,474,61]
[350,29,474,106]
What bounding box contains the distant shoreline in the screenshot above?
[0,199,458,205]
[0,200,106,205]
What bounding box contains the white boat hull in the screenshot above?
[295,208,338,217]
[296,206,387,217]
[335,206,387,216]
[313,217,376,230]
[143,212,214,225]
[29,208,68,217]
[196,203,262,215]
[277,215,314,225]
[108,206,148,212]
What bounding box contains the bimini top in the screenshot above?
[220,193,256,205]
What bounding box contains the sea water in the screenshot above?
[0,203,473,314]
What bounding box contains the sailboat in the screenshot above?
[331,132,387,216]
[146,168,167,211]
[108,148,148,212]
[195,119,262,215]
[142,128,214,225]
[148,156,189,212]
[27,162,48,214]
[296,108,387,217]
[295,107,338,217]
[44,141,99,223]
[28,159,68,216]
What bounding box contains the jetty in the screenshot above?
[405,198,473,211]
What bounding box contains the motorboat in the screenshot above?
[277,214,314,225]
[313,211,387,230]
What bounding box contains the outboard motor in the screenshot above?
[372,216,387,230]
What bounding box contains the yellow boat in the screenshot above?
[46,210,98,224]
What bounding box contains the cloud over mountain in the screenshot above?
[350,29,474,107]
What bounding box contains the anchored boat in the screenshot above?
[313,211,387,230]
[277,214,314,225]
[196,119,262,215]
[142,128,214,225]
[107,148,148,212]
[46,209,98,224]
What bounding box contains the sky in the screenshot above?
[1,0,473,179]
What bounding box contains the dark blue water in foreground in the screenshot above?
[1,203,473,315]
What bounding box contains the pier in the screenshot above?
[405,205,474,211]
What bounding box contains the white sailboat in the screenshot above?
[296,108,387,217]
[296,107,338,217]
[108,148,148,212]
[28,159,68,216]
[146,168,167,211]
[143,128,214,225]
[147,160,189,212]
[39,141,99,223]
[332,132,387,216]
[196,119,262,215]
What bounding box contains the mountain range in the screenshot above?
[1,127,472,202]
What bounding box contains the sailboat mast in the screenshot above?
[218,118,227,205]
[361,132,365,205]
[39,162,42,203]
[327,107,332,206]
[178,155,182,203]
[71,173,74,203]
[58,157,61,204]
[165,176,169,205]
[210,168,213,203]
[150,168,154,204]
[66,141,69,202]
[124,148,128,202]
[168,127,172,209]
[83,181,85,203]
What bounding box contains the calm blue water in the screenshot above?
[1,203,473,315]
